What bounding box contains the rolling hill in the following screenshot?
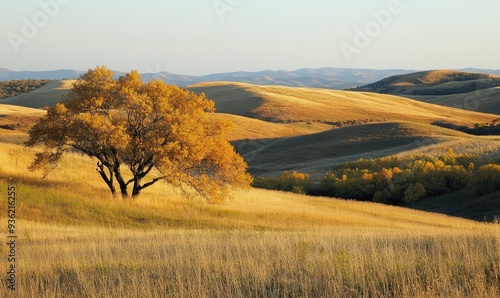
[184,82,500,177]
[352,70,500,115]
[0,80,75,108]
[188,82,498,126]
[1,67,416,89]
[211,113,332,141]
[353,70,500,95]
[233,121,499,177]
[406,87,500,115]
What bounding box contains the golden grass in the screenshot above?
[1,223,498,297]
[210,113,331,141]
[0,143,500,296]
[420,70,470,84]
[0,104,45,115]
[189,82,497,126]
[0,104,45,144]
[408,87,500,115]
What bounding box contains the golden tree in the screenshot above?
[26,66,252,201]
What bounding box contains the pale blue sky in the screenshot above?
[1,0,499,75]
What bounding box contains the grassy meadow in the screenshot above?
[1,78,500,297]
[1,143,500,297]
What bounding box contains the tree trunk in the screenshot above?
[96,161,116,196]
[132,177,142,198]
[114,166,129,198]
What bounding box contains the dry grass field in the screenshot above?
[0,104,46,144]
[0,142,500,297]
[1,77,500,296]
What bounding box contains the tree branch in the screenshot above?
[139,176,166,190]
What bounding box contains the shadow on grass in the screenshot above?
[409,189,500,222]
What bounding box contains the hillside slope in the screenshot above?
[235,121,500,177]
[353,70,500,95]
[0,142,497,297]
[211,113,331,141]
[188,82,498,126]
[406,87,500,115]
[351,70,500,115]
[0,80,74,108]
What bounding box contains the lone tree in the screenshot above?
[26,66,252,201]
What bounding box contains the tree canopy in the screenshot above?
[26,66,252,202]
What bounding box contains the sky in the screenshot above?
[1,0,499,75]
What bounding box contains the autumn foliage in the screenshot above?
[254,149,500,204]
[26,66,252,201]
[0,79,50,99]
[254,171,312,194]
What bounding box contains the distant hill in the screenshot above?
[3,67,500,90]
[352,70,500,114]
[352,70,500,95]
[0,80,75,108]
[0,79,51,99]
[0,68,85,80]
[2,67,416,89]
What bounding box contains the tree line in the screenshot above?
[0,79,50,99]
[253,149,500,204]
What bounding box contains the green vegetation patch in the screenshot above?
[0,79,51,99]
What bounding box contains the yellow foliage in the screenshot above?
[380,168,393,180]
[392,167,402,174]
[362,173,373,180]
[424,161,436,171]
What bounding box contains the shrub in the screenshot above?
[253,171,312,194]
[403,183,427,203]
[472,164,500,195]
[0,79,50,99]
[254,149,500,205]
